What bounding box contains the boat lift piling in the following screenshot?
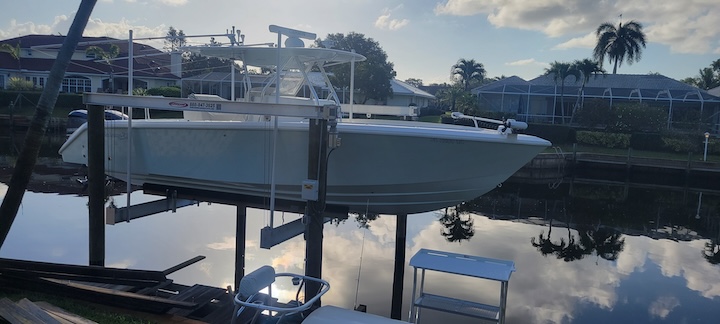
[87,104,105,266]
[390,214,408,320]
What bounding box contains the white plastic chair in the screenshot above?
[231,265,330,324]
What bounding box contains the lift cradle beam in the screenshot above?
[83,93,339,120]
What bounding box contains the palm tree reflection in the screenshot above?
[531,219,564,256]
[439,208,475,243]
[703,240,720,264]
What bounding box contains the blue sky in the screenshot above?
[1,0,719,85]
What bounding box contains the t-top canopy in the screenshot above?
[182,46,366,69]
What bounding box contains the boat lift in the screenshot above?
[84,91,341,294]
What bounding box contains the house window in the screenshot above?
[25,76,46,88]
[61,76,92,93]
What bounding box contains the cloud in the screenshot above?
[648,296,679,319]
[206,236,236,250]
[374,8,410,31]
[554,32,596,50]
[433,0,720,54]
[506,58,543,67]
[158,0,188,5]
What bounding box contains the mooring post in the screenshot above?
[87,105,105,266]
[305,118,328,305]
[390,213,408,320]
[235,203,247,292]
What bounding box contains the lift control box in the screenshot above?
[302,179,319,201]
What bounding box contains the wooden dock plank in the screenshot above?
[16,299,62,324]
[33,302,98,324]
[0,297,46,324]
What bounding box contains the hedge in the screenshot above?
[577,131,630,148]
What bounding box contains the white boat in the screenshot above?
[59,25,550,215]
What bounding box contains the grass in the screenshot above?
[0,288,158,324]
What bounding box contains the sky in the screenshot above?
[1,0,719,85]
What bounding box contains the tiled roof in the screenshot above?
[475,74,720,102]
[0,35,178,79]
[391,79,435,99]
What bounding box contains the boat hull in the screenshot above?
[60,119,549,214]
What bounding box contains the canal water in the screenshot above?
[0,133,719,323]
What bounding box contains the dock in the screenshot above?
[0,257,236,323]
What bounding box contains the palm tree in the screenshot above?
[0,42,21,71]
[86,44,120,92]
[435,84,465,112]
[451,58,486,91]
[570,59,605,124]
[593,20,647,74]
[545,61,580,124]
[695,67,719,90]
[0,0,98,247]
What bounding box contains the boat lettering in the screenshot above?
[169,101,189,108]
[188,102,222,110]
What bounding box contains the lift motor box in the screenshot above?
[302,180,319,201]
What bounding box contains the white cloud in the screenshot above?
[506,58,543,67]
[374,8,410,31]
[158,0,188,6]
[434,0,720,54]
[648,296,679,319]
[555,33,596,50]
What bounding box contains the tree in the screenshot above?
[316,32,396,104]
[545,61,580,124]
[435,84,466,112]
[0,0,97,247]
[86,44,120,92]
[696,67,720,90]
[451,58,486,91]
[164,26,186,52]
[570,59,605,124]
[593,20,647,74]
[0,42,21,71]
[404,78,423,88]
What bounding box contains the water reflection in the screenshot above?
[0,134,720,323]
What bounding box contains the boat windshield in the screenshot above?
[278,71,305,97]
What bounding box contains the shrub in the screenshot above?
[146,86,181,97]
[662,136,697,153]
[576,99,611,128]
[8,77,35,91]
[577,131,630,148]
[608,102,666,133]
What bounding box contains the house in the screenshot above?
[472,74,720,133]
[363,79,435,108]
[0,35,179,93]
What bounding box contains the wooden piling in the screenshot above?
[305,118,327,305]
[87,105,105,266]
[390,214,407,320]
[234,204,247,292]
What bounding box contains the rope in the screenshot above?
[353,199,369,308]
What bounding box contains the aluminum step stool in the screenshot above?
[408,249,515,324]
